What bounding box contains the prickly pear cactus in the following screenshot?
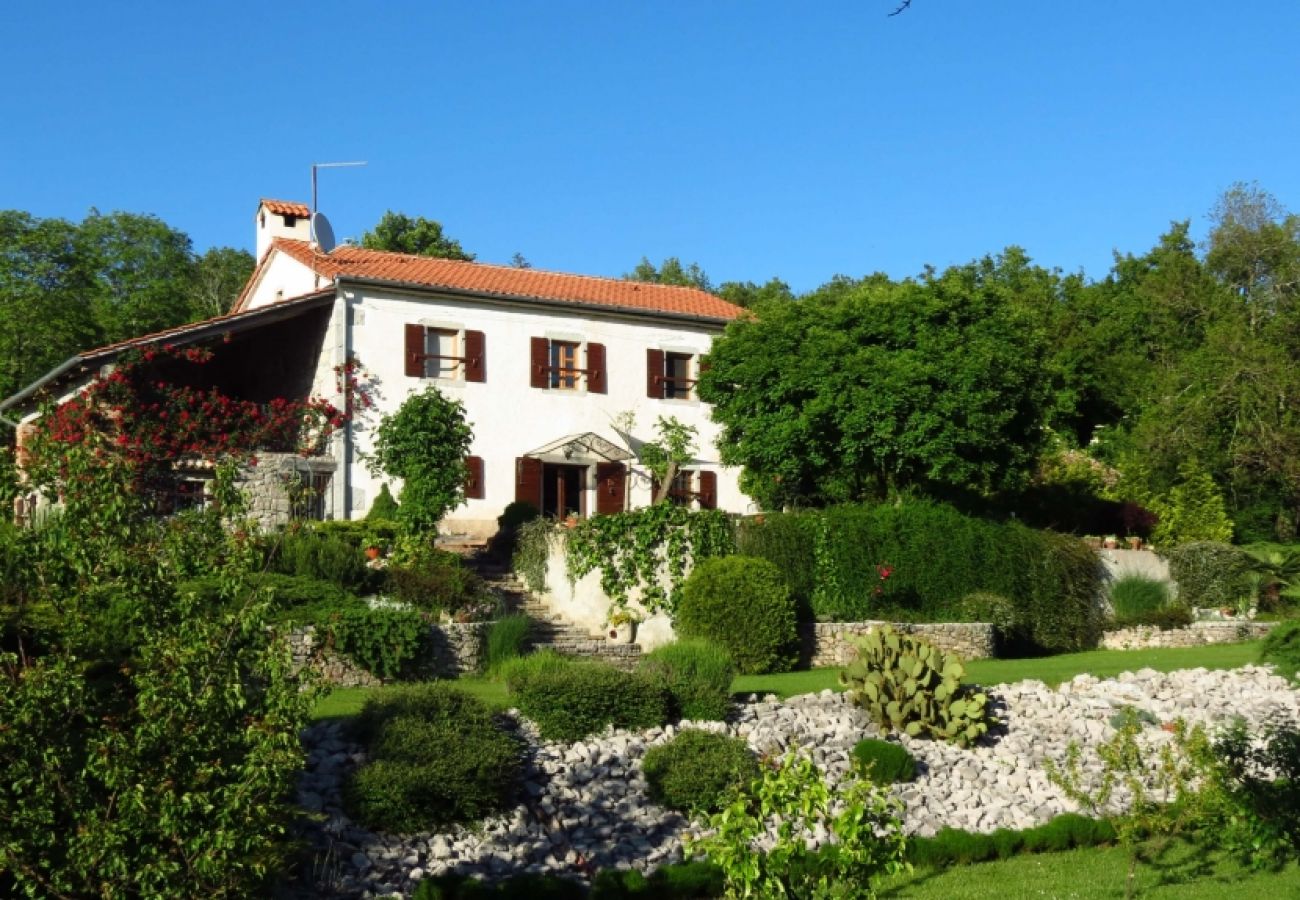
[839,625,995,747]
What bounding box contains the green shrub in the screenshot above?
[309,518,401,552]
[368,483,401,520]
[1260,620,1300,681]
[273,529,369,589]
[1107,574,1171,622]
[485,614,532,675]
[345,683,522,834]
[641,730,760,814]
[907,815,1116,868]
[325,604,429,680]
[590,861,724,899]
[739,502,1104,653]
[676,556,797,674]
[850,738,917,785]
[387,549,487,615]
[957,592,1017,632]
[637,639,736,721]
[413,873,585,899]
[498,500,541,530]
[841,625,996,746]
[499,648,571,690]
[512,517,552,594]
[1151,461,1234,547]
[1163,541,1253,609]
[508,656,668,741]
[178,572,354,619]
[1113,606,1194,630]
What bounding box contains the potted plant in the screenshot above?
[1102,535,1120,550]
[606,608,641,644]
[1126,536,1143,551]
[1083,535,1103,550]
[365,544,383,561]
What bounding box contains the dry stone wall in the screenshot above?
[803,621,996,667]
[1100,620,1276,651]
[287,621,492,686]
[238,452,335,531]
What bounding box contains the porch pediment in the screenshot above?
[523,432,633,463]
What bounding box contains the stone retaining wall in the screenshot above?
[802,621,996,667]
[238,452,336,531]
[287,621,492,686]
[1100,620,1277,651]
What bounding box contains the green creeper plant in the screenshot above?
[686,749,910,899]
[839,625,996,746]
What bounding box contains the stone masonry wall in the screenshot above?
[803,621,996,668]
[238,452,335,532]
[1100,620,1277,651]
[287,621,492,686]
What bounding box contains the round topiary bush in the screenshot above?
[1260,620,1300,681]
[636,639,736,722]
[676,556,798,674]
[344,683,523,833]
[640,729,760,814]
[850,738,917,785]
[508,655,668,741]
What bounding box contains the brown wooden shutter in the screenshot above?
[515,457,542,506]
[530,337,550,389]
[646,348,664,398]
[697,470,718,510]
[586,342,607,394]
[464,455,485,500]
[404,324,426,377]
[464,330,486,383]
[595,462,626,515]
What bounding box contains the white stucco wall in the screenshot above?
[243,249,325,311]
[331,284,753,532]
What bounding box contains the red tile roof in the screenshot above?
[260,198,311,218]
[269,239,744,322]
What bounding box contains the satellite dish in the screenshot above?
[310,211,336,253]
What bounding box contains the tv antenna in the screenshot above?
[310,161,366,252]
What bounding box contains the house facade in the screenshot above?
[248,201,756,534]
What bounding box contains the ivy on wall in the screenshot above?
[564,505,735,615]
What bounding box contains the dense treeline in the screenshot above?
[695,183,1300,543]
[0,210,252,400]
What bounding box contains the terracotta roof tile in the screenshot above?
[260,198,311,218]
[270,239,744,322]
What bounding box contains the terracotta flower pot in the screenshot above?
[365,546,382,560]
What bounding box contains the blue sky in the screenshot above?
[5,1,1299,293]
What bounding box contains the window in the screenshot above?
[550,340,580,390]
[283,214,298,227]
[404,325,486,382]
[665,470,694,506]
[291,471,332,521]
[647,349,696,400]
[530,338,607,393]
[652,469,718,510]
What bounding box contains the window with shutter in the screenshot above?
[697,470,718,510]
[595,462,626,515]
[530,338,604,392]
[403,324,486,382]
[647,349,695,400]
[515,457,543,506]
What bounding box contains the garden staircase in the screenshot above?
[469,557,643,671]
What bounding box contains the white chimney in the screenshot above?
[255,198,312,261]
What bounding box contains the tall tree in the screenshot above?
[717,277,796,308]
[1205,181,1300,332]
[360,211,474,260]
[625,256,713,291]
[699,256,1051,509]
[192,246,255,319]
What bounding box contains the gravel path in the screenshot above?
[293,664,1299,898]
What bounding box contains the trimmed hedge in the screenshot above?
[590,861,725,899]
[1164,541,1253,609]
[641,730,760,814]
[345,684,522,834]
[737,501,1105,653]
[850,738,917,785]
[637,640,736,722]
[676,556,798,674]
[908,814,1117,867]
[506,653,668,741]
[413,873,585,899]
[1260,620,1300,681]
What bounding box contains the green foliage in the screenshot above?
[506,654,668,741]
[413,873,585,900]
[686,749,910,900]
[361,210,474,260]
[325,604,429,680]
[386,547,488,617]
[485,614,532,676]
[698,256,1052,508]
[850,738,917,786]
[676,556,798,675]
[1113,606,1194,630]
[513,516,552,594]
[1108,574,1172,623]
[957,592,1018,642]
[368,483,401,520]
[1163,541,1254,609]
[589,861,724,899]
[1151,461,1235,547]
[565,506,734,616]
[368,386,474,533]
[272,528,369,589]
[641,730,760,814]
[498,500,540,530]
[345,683,522,833]
[840,626,997,747]
[1259,620,1300,680]
[741,503,1105,653]
[637,639,736,722]
[907,815,1116,868]
[1208,717,1300,867]
[178,572,353,618]
[625,256,713,291]
[631,415,699,504]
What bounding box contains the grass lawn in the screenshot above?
[733,640,1267,699]
[311,641,1268,720]
[880,838,1300,898]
